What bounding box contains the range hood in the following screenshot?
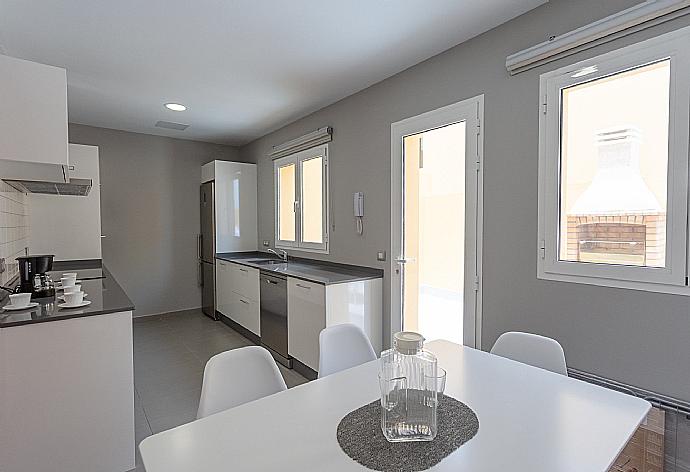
[4,177,92,196]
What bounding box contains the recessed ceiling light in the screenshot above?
[164,103,187,111]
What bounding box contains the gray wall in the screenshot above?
[240,0,690,402]
[69,124,240,316]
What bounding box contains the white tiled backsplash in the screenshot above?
[0,181,29,286]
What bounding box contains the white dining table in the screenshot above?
[140,340,650,471]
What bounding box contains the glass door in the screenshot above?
[391,96,483,347]
[401,123,466,343]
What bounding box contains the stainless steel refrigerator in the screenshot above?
[199,181,216,319]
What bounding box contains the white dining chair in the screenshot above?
[490,331,568,376]
[196,346,287,419]
[318,323,377,378]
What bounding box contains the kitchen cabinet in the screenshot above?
[287,278,326,371]
[229,262,260,302]
[216,260,231,317]
[287,277,382,373]
[0,311,135,472]
[201,160,257,253]
[228,291,260,336]
[0,54,68,179]
[215,260,260,336]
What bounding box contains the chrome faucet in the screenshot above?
[267,248,288,262]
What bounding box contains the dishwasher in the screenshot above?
[259,272,292,368]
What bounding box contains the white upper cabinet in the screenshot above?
[0,54,69,177]
[201,160,258,253]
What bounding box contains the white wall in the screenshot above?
[29,144,102,261]
[68,124,241,316]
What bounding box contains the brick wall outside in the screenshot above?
[565,213,666,267]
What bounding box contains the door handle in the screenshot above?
[265,279,278,285]
[239,299,249,304]
[197,234,203,259]
[395,257,416,264]
[198,263,203,287]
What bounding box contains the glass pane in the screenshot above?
[278,163,296,242]
[402,121,466,345]
[301,156,323,244]
[559,60,670,268]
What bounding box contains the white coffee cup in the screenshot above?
[60,276,77,288]
[9,293,31,308]
[63,284,81,294]
[64,291,84,306]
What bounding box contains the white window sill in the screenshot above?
[275,243,329,255]
[537,269,690,296]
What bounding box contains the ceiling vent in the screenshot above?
[155,120,189,131]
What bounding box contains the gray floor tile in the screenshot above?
[136,372,203,406]
[131,308,309,463]
[186,336,253,364]
[148,410,197,434]
[140,386,202,421]
[278,364,310,388]
[134,345,201,374]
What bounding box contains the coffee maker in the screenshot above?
[16,255,55,299]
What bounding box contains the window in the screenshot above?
[274,144,329,253]
[538,27,690,294]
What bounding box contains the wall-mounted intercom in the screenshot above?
[354,192,364,217]
[354,192,364,235]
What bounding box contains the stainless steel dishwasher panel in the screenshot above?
[259,272,291,367]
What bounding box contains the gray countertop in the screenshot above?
[215,252,383,285]
[0,263,135,328]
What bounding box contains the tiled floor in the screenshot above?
[130,309,308,472]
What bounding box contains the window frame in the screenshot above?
[537,27,690,295]
[274,144,329,254]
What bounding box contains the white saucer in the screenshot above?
[3,302,39,311]
[58,300,91,309]
[58,293,88,301]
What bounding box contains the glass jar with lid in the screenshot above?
[378,332,439,442]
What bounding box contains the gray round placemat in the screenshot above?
[336,393,479,472]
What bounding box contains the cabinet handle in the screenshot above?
[239,299,249,304]
[295,283,311,290]
[239,268,248,273]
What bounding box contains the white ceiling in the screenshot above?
[0,0,545,146]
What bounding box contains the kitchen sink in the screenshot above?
[246,259,286,266]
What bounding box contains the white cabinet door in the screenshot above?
[214,161,258,253]
[215,260,232,318]
[287,278,326,371]
[0,54,68,166]
[229,291,260,336]
[229,263,260,302]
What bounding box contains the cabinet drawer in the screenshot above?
[287,277,325,371]
[229,291,260,336]
[289,278,324,304]
[229,263,260,301]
